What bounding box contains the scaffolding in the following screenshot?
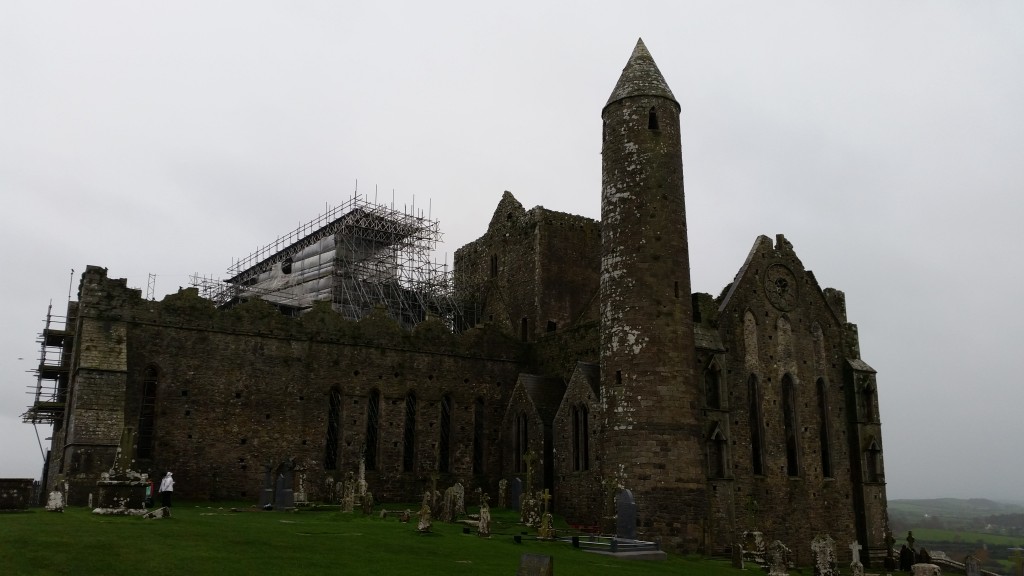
[191,192,461,329]
[23,302,74,424]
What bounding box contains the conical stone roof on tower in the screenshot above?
[604,38,678,109]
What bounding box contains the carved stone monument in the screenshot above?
[811,535,839,576]
[615,489,637,540]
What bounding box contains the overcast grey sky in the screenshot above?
[2,1,1022,502]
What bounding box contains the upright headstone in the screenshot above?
[274,461,295,511]
[361,490,373,516]
[963,554,981,576]
[259,465,274,509]
[452,482,466,517]
[516,554,553,576]
[849,540,864,576]
[416,501,432,533]
[45,490,64,512]
[743,531,768,567]
[615,489,637,540]
[342,473,356,513]
[510,477,522,511]
[768,540,791,576]
[521,491,541,527]
[477,494,491,537]
[899,545,915,572]
[811,535,839,576]
[498,478,508,509]
[440,485,456,523]
[731,543,744,570]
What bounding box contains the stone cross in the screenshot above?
[541,489,552,514]
[849,541,862,565]
[906,530,916,552]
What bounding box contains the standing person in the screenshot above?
[159,472,174,507]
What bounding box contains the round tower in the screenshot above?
[599,38,705,549]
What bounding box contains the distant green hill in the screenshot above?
[889,498,1024,521]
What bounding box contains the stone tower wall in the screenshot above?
[599,60,705,548]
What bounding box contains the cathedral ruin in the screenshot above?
[24,39,889,563]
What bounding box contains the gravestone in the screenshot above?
[416,501,432,533]
[452,482,466,517]
[768,540,791,576]
[400,509,411,523]
[510,477,522,511]
[849,540,864,576]
[615,489,637,540]
[885,532,898,571]
[537,512,555,540]
[45,490,65,512]
[963,554,981,576]
[521,491,541,527]
[516,554,553,576]
[361,490,373,515]
[743,531,768,567]
[731,543,744,569]
[440,485,456,523]
[910,564,941,576]
[259,465,274,508]
[917,547,931,565]
[899,545,915,571]
[142,506,171,519]
[498,478,508,509]
[811,535,839,576]
[341,473,356,513]
[273,461,295,511]
[477,497,491,537]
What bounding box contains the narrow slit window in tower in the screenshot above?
[473,397,485,475]
[365,389,380,471]
[324,387,342,470]
[782,374,800,477]
[817,378,833,478]
[748,375,765,475]
[439,394,452,473]
[137,366,158,459]
[648,107,659,130]
[403,391,417,472]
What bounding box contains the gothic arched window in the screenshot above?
[571,404,590,471]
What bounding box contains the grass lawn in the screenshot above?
[0,503,749,576]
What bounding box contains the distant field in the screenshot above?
[0,504,743,576]
[907,528,1024,548]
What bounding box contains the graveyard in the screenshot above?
[0,502,740,576]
